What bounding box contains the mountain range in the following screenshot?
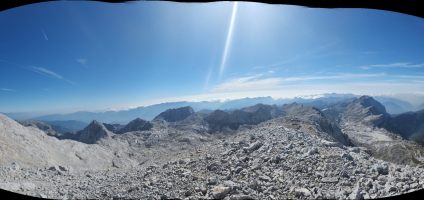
[2,94,424,199]
[18,94,423,164]
[4,93,422,129]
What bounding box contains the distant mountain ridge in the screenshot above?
[153,106,195,122]
[3,93,422,125]
[11,95,424,165]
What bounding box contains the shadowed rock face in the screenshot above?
[117,118,152,134]
[153,106,195,122]
[76,120,113,144]
[386,109,424,144]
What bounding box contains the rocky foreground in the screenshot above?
[1,117,424,199]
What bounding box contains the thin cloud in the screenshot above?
[203,66,213,90]
[0,88,15,92]
[153,82,424,105]
[212,74,283,93]
[281,73,386,82]
[360,62,424,70]
[361,51,379,55]
[76,58,87,65]
[41,28,49,41]
[212,72,386,93]
[252,40,340,70]
[31,66,75,84]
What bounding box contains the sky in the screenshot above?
[0,1,424,114]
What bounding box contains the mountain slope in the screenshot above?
[385,109,424,144]
[339,96,424,165]
[374,96,416,114]
[18,120,59,137]
[0,114,117,169]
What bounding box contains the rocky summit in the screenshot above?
[0,96,424,199]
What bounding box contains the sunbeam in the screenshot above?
[219,1,238,79]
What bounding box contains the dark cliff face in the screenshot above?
[153,106,195,122]
[117,118,153,134]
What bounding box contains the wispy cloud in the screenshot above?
[212,72,387,93]
[31,66,75,84]
[212,74,283,93]
[360,62,424,70]
[41,28,49,41]
[360,51,379,55]
[281,73,386,82]
[0,88,15,92]
[252,40,340,70]
[76,58,87,66]
[204,66,213,90]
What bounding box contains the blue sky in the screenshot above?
[0,1,424,113]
